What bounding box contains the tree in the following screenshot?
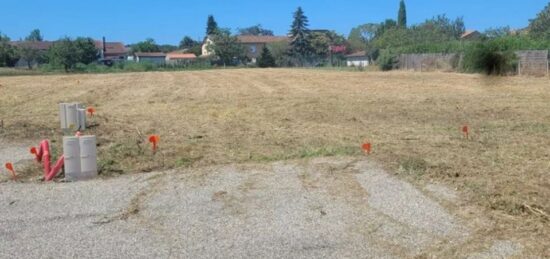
[131,38,161,53]
[310,30,346,59]
[289,7,312,64]
[348,23,380,51]
[528,2,550,40]
[398,0,407,28]
[0,32,19,67]
[74,37,99,64]
[206,15,219,35]
[25,29,43,41]
[48,37,98,71]
[418,15,465,40]
[207,29,245,66]
[48,37,78,71]
[376,19,398,38]
[18,43,42,69]
[238,24,274,36]
[179,36,198,49]
[159,44,178,53]
[484,26,512,39]
[258,46,276,67]
[266,41,290,66]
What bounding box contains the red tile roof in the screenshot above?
[94,41,127,55]
[9,41,54,50]
[10,40,128,55]
[237,35,288,44]
[166,53,197,60]
[460,30,480,39]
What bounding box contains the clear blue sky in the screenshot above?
[1,0,547,45]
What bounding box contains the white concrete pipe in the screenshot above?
[77,108,86,130]
[79,136,97,180]
[65,103,78,130]
[60,103,86,131]
[59,103,67,129]
[63,136,82,181]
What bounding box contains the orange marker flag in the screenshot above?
[87,107,96,117]
[5,162,16,180]
[148,135,160,153]
[462,125,469,139]
[362,142,372,155]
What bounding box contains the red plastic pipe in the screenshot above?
[32,140,64,181]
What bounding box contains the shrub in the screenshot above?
[377,50,398,71]
[461,40,517,75]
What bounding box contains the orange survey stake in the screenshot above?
[5,162,16,180]
[362,142,372,155]
[148,135,160,152]
[462,125,469,139]
[87,107,96,117]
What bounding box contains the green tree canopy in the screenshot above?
[179,36,198,49]
[258,46,276,67]
[266,41,290,66]
[398,0,407,28]
[484,26,512,39]
[48,37,97,71]
[25,29,43,41]
[348,23,380,51]
[238,24,274,36]
[207,29,245,66]
[528,2,550,40]
[310,30,346,58]
[18,42,44,69]
[206,15,219,35]
[131,38,161,53]
[0,32,19,67]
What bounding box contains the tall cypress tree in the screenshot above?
[398,0,407,28]
[206,15,219,35]
[289,7,312,61]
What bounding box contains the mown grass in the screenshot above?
[0,69,549,255]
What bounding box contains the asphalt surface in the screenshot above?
[0,157,521,258]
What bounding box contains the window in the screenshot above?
[250,45,257,54]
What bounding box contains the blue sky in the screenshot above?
[1,0,547,45]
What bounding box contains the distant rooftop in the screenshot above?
[237,35,288,44]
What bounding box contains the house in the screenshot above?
[461,30,482,40]
[9,37,128,68]
[95,37,128,62]
[201,36,215,57]
[9,41,54,68]
[134,52,167,64]
[166,52,197,63]
[345,51,369,67]
[201,35,288,63]
[236,36,288,63]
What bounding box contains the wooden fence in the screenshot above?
[398,53,460,72]
[516,50,549,76]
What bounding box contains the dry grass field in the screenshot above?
[1,69,549,255]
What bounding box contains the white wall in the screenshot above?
[347,59,369,67]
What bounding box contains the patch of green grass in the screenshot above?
[398,156,428,177]
[251,146,360,162]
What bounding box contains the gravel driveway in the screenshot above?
[0,157,521,258]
